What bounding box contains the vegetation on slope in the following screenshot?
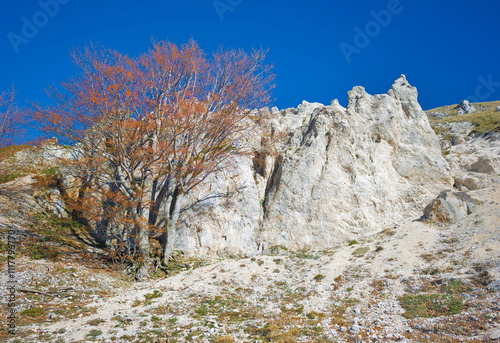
[426,100,500,134]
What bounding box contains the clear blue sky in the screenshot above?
[1,0,500,142]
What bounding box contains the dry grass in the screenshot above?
[427,100,500,134]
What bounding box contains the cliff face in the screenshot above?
[174,75,453,256]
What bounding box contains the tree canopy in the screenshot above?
[33,40,275,280]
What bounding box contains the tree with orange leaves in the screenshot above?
[33,40,274,279]
[0,87,24,148]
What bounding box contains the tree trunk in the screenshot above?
[135,247,151,281]
[162,188,183,264]
[134,216,152,281]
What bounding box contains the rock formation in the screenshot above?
[455,99,475,115]
[420,189,478,223]
[173,75,453,256]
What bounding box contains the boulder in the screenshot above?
[453,176,491,191]
[420,190,477,223]
[455,100,475,115]
[468,156,497,174]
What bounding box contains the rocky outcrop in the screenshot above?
[172,75,453,255]
[456,100,475,115]
[34,188,68,218]
[420,190,478,224]
[259,75,452,249]
[443,131,500,189]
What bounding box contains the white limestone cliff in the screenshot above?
[174,75,453,255]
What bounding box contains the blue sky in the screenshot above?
[1,0,500,142]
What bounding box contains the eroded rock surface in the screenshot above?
[174,75,453,255]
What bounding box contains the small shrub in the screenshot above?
[421,267,441,275]
[150,315,162,323]
[87,318,106,326]
[306,311,325,320]
[144,290,163,300]
[348,240,358,246]
[313,274,325,282]
[21,307,45,318]
[195,306,208,316]
[87,329,102,337]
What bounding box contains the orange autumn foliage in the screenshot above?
[32,40,274,279]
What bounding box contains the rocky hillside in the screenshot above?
[0,77,499,342]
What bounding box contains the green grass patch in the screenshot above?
[87,329,102,337]
[21,307,45,318]
[431,125,447,135]
[193,295,254,323]
[433,110,500,133]
[399,293,464,318]
[0,171,25,184]
[27,212,95,249]
[442,279,472,294]
[28,243,60,260]
[41,166,59,176]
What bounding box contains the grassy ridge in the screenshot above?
[426,100,500,134]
